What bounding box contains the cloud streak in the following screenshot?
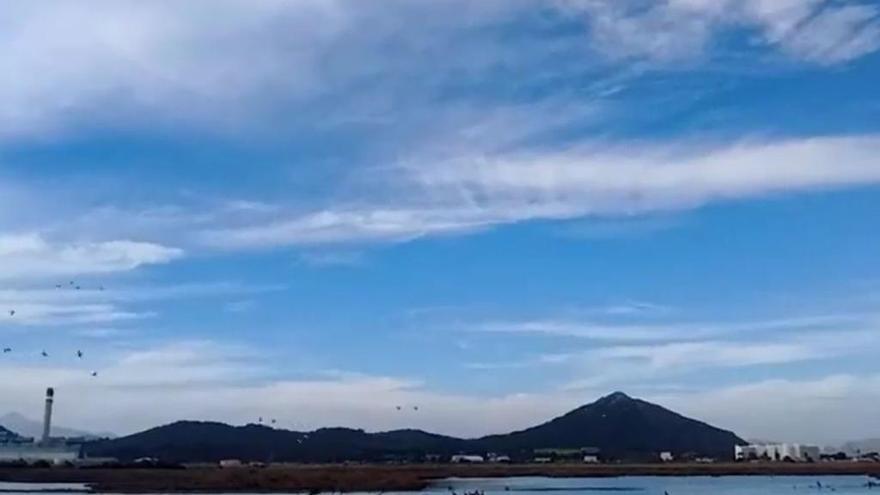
[201,134,880,248]
[0,234,182,279]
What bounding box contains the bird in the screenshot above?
[8,310,14,317]
[75,286,81,290]
[76,350,83,358]
[413,406,419,411]
[55,284,62,289]
[41,351,48,357]
[2,348,11,353]
[91,371,98,377]
[271,419,277,425]
[69,281,74,286]
[396,406,402,411]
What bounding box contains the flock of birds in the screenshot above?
[6,280,425,427]
[4,280,102,378]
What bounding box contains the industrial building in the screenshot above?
[735,443,820,462]
[0,388,81,464]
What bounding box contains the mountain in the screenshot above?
[85,392,744,462]
[475,392,744,460]
[85,422,466,463]
[0,412,115,440]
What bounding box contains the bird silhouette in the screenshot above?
[8,310,14,317]
[41,351,48,357]
[76,350,83,358]
[2,348,11,353]
[91,371,98,377]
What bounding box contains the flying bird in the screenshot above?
[2,348,11,353]
[41,351,48,357]
[413,406,419,411]
[76,350,83,358]
[55,284,62,289]
[8,310,14,317]
[91,371,98,377]
[396,406,402,411]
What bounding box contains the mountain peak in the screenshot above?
[597,391,633,404]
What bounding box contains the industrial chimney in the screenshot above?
[41,387,54,445]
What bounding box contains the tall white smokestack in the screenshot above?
[41,387,54,445]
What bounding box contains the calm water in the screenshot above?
[429,476,879,495]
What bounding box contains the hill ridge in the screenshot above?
[86,392,744,462]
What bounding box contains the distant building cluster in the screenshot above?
[735,443,821,462]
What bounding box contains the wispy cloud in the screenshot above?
[470,312,861,342]
[202,135,880,248]
[563,0,880,65]
[0,233,182,280]
[0,281,281,327]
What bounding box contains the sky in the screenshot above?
[1,0,880,447]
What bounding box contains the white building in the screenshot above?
[659,451,674,462]
[451,454,485,463]
[735,443,820,462]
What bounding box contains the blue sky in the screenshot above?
[1,0,880,446]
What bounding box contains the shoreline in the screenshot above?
[1,463,879,493]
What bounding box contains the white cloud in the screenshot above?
[657,374,880,445]
[0,234,182,279]
[742,0,880,64]
[0,0,875,142]
[562,0,880,65]
[597,340,820,368]
[0,281,281,328]
[476,320,703,342]
[0,0,352,139]
[473,313,860,342]
[0,302,148,327]
[202,135,880,248]
[408,135,880,213]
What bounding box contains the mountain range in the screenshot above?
[0,412,115,440]
[85,392,744,462]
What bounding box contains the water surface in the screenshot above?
[431,476,878,495]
